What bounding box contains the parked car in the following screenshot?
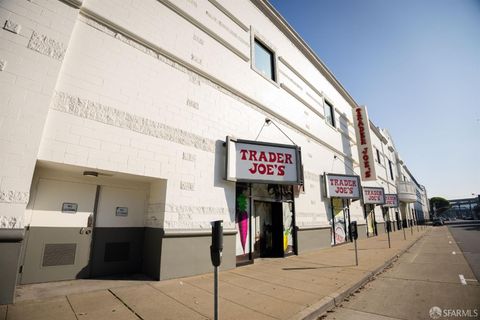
[432,217,444,226]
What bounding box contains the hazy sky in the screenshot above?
[270,0,480,200]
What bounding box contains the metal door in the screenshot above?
[20,179,98,284]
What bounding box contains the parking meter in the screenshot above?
[350,221,358,240]
[210,220,223,267]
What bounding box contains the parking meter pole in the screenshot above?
[350,221,358,266]
[210,220,223,320]
[403,222,406,240]
[214,266,218,320]
[410,220,413,235]
[387,222,391,248]
[354,238,358,266]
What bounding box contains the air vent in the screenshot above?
[42,243,76,267]
[104,242,130,262]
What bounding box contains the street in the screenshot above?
[448,222,480,282]
[324,224,480,320]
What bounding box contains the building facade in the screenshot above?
[0,0,429,303]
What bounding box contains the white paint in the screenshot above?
[459,274,467,285]
[29,179,97,228]
[0,0,78,232]
[95,186,147,228]
[452,251,456,255]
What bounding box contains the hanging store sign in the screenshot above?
[362,187,385,204]
[325,173,361,199]
[384,194,399,207]
[352,105,377,181]
[225,137,303,184]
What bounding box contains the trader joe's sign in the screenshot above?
[362,187,385,204]
[353,105,377,181]
[384,194,399,207]
[325,174,361,199]
[226,137,302,184]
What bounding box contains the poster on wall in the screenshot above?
[366,209,375,236]
[226,137,303,185]
[325,173,361,199]
[283,202,294,254]
[332,198,347,244]
[352,105,377,181]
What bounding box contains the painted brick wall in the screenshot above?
[0,0,79,228]
[2,0,427,232]
[35,0,363,230]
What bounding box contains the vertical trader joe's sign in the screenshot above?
[226,137,303,184]
[353,105,377,181]
[383,194,399,207]
[325,173,361,199]
[362,187,385,204]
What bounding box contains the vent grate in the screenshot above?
[43,243,76,267]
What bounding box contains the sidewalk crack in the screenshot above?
[65,296,79,320]
[147,284,210,319]
[180,280,279,319]
[108,289,144,320]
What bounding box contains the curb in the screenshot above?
[294,230,428,320]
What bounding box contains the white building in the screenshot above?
[0,0,429,303]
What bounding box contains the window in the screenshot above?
[388,160,394,180]
[324,100,335,127]
[253,39,276,81]
[376,149,381,164]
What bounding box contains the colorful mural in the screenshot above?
[237,193,249,253]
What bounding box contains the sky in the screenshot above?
[269,0,480,200]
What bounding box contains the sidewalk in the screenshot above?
[1,226,428,320]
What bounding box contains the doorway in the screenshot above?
[253,201,284,258]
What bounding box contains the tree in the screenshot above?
[430,197,451,216]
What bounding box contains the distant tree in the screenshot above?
[430,197,451,216]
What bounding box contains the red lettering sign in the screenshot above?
[239,149,293,177]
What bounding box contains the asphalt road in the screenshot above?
[324,226,480,320]
[448,222,480,282]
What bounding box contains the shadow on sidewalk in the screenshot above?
[282,264,356,270]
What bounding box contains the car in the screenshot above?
[432,217,444,226]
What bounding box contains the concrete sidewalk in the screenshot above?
[1,227,428,320]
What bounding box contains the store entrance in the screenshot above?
[253,201,284,258]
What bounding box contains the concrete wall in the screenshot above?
[159,231,236,280]
[296,227,331,253]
